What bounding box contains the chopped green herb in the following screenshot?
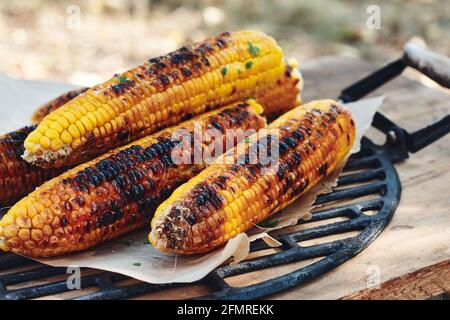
[247,42,260,57]
[221,67,228,76]
[117,75,127,83]
[142,239,150,245]
[133,262,142,267]
[245,61,253,69]
[244,137,251,143]
[257,218,279,228]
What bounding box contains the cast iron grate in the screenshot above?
[0,138,401,300]
[0,41,448,300]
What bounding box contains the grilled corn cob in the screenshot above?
[31,87,89,124]
[0,126,68,206]
[0,88,88,205]
[22,30,285,169]
[150,100,356,253]
[0,100,266,257]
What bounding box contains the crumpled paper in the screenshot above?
[0,74,382,284]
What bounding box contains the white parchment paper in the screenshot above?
[0,74,382,284]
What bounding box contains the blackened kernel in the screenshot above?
[114,175,126,188]
[291,151,302,166]
[136,153,147,163]
[292,130,305,141]
[278,141,289,154]
[61,216,68,226]
[103,212,112,225]
[283,176,293,193]
[143,180,155,191]
[210,121,224,133]
[282,136,297,148]
[85,221,90,233]
[169,53,184,64]
[73,195,86,206]
[117,129,130,141]
[63,201,72,211]
[186,214,196,225]
[130,185,144,200]
[307,141,316,151]
[156,62,167,69]
[148,57,161,64]
[89,174,101,186]
[318,163,328,176]
[160,186,173,199]
[158,74,170,86]
[161,155,173,168]
[96,216,104,227]
[196,194,206,205]
[276,166,285,180]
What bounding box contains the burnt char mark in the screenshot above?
[291,178,309,197]
[283,176,293,194]
[292,129,305,141]
[181,113,193,121]
[213,175,228,189]
[180,66,192,77]
[117,129,130,141]
[191,183,224,210]
[210,121,224,133]
[67,136,183,227]
[158,74,171,86]
[111,79,136,95]
[61,216,68,226]
[318,163,328,176]
[3,125,36,142]
[306,140,316,151]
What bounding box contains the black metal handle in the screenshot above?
[403,42,450,89]
[407,115,450,153]
[339,59,406,103]
[338,42,450,159]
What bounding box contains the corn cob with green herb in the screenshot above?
[22,30,286,169]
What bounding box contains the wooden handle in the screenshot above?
[403,42,450,88]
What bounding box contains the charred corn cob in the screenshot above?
[150,100,356,253]
[0,100,266,257]
[0,88,87,205]
[0,126,67,206]
[31,87,89,124]
[22,30,286,169]
[257,58,302,120]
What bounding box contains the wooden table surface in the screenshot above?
[271,56,450,300]
[0,56,449,300]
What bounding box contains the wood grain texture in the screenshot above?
[342,259,450,300]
